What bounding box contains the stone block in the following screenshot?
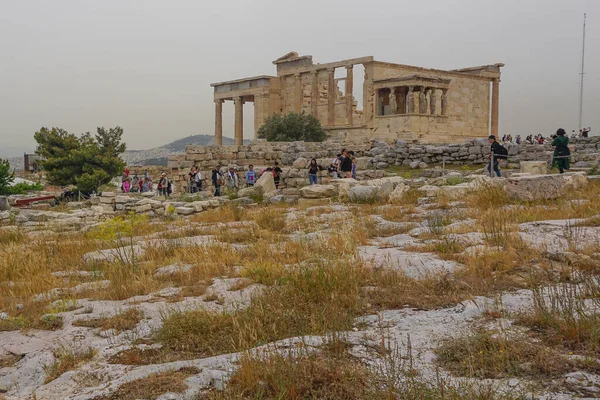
[520,161,547,175]
[135,204,152,213]
[300,184,337,199]
[175,206,195,215]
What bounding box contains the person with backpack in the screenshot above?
[487,135,507,177]
[212,165,223,197]
[552,128,571,174]
[272,162,283,189]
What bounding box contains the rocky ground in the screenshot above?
[2,169,600,399]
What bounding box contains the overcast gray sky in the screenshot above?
[1,0,598,157]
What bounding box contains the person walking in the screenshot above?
[212,165,223,197]
[157,173,168,198]
[188,167,197,193]
[340,149,353,178]
[245,165,257,186]
[552,128,571,174]
[487,135,504,177]
[226,167,239,192]
[272,162,283,189]
[307,158,321,185]
[194,168,202,192]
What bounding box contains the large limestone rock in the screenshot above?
[300,184,337,199]
[504,172,588,201]
[438,183,472,200]
[0,196,10,211]
[255,172,276,196]
[331,178,360,200]
[388,183,411,204]
[348,186,378,202]
[292,157,308,168]
[520,161,547,175]
[237,186,258,198]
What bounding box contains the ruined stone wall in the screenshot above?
[168,137,600,193]
[167,140,373,193]
[371,63,491,143]
[369,137,600,169]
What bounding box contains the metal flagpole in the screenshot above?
[578,13,587,131]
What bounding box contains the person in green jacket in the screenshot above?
[552,128,570,174]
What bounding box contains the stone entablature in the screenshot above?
[209,52,503,145]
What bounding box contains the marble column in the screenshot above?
[327,68,335,126]
[214,99,224,146]
[407,86,414,114]
[234,96,244,146]
[491,79,500,136]
[345,65,353,125]
[253,93,266,134]
[310,70,318,117]
[295,73,302,113]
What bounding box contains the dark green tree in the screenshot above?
[34,126,126,192]
[257,112,326,142]
[0,159,15,195]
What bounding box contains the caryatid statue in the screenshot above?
[388,88,397,114]
[407,86,415,113]
[419,87,427,114]
[429,88,437,115]
[441,89,448,116]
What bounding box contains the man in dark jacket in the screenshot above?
[211,165,222,197]
[340,149,353,178]
[487,135,503,177]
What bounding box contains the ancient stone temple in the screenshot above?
[211,52,503,145]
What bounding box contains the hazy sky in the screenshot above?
[1,0,598,157]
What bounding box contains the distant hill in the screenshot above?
[122,135,250,166]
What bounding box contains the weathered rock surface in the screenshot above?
[254,172,276,196]
[504,172,588,200]
[300,184,337,199]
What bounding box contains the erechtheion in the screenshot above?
[211,52,503,145]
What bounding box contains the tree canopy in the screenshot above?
[256,112,326,142]
[34,126,126,193]
[0,159,15,195]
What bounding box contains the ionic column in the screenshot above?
[407,86,414,114]
[253,93,266,134]
[234,96,244,146]
[491,79,500,136]
[327,68,335,126]
[214,99,224,146]
[295,73,302,113]
[345,65,353,125]
[310,70,319,117]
